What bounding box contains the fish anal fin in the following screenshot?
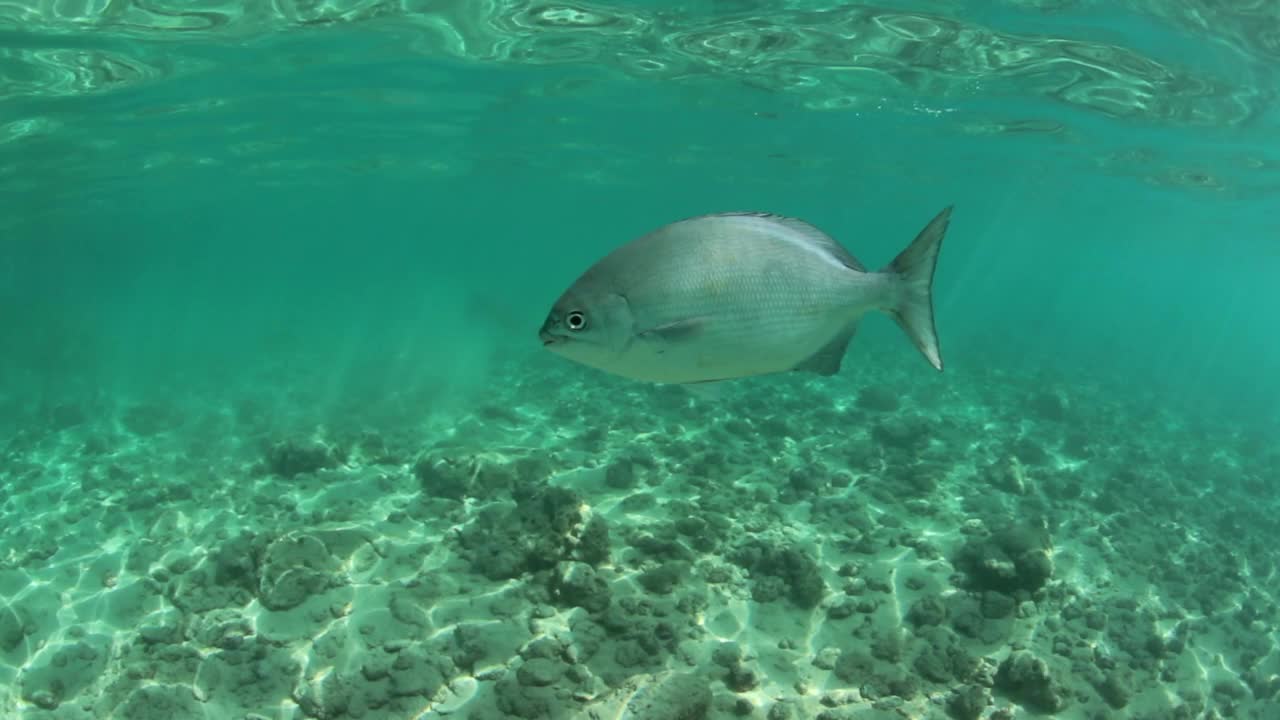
[794,323,859,376]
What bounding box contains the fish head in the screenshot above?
[538,285,633,371]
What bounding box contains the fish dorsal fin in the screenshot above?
[794,322,860,376]
[696,212,867,271]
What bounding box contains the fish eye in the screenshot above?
[565,311,587,331]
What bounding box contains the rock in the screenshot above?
[827,601,855,620]
[618,671,711,720]
[265,438,339,478]
[457,484,610,580]
[1095,670,1132,708]
[118,685,205,720]
[258,533,344,611]
[517,658,565,687]
[729,541,826,609]
[914,648,953,684]
[0,605,22,651]
[189,608,253,649]
[550,561,611,613]
[788,464,826,493]
[639,562,687,595]
[946,684,991,720]
[578,516,611,565]
[907,595,948,626]
[122,402,184,436]
[994,651,1068,713]
[833,651,873,685]
[19,636,110,709]
[1029,390,1067,421]
[49,402,86,430]
[519,637,562,661]
[727,663,760,692]
[954,523,1053,595]
[768,700,799,720]
[712,642,742,667]
[389,645,446,697]
[606,459,637,488]
[812,646,841,670]
[981,591,1017,619]
[871,414,929,452]
[138,622,182,645]
[856,386,899,412]
[414,453,474,499]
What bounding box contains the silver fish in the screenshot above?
[539,206,953,386]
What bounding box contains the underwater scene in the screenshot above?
[2,1,1279,718]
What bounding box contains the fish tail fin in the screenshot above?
[880,206,952,371]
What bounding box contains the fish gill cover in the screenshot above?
[0,1,1278,719]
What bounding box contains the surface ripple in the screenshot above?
[0,0,1271,130]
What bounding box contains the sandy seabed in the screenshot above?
[1,349,1277,720]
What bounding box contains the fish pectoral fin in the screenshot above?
[794,322,859,376]
[636,317,709,343]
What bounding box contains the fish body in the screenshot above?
[539,207,952,385]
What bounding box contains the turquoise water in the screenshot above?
[2,2,1278,719]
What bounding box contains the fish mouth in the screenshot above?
[539,330,564,347]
